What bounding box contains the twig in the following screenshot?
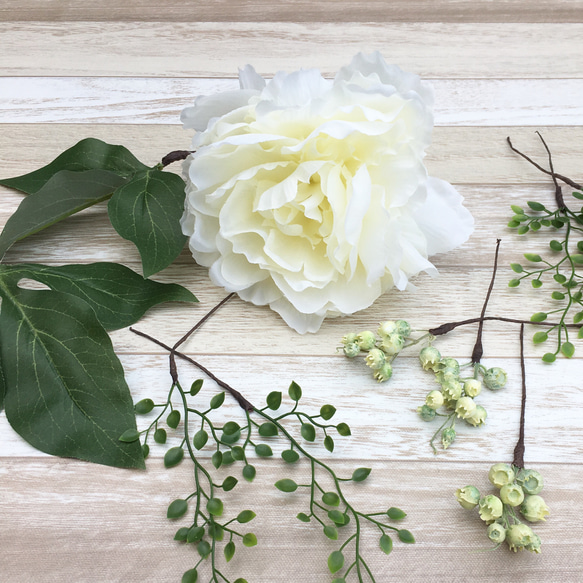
[512,323,526,469]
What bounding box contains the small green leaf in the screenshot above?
[507,220,520,228]
[554,273,567,283]
[255,444,273,457]
[206,498,223,517]
[222,476,238,492]
[352,467,372,482]
[164,447,184,468]
[242,533,257,547]
[574,311,583,324]
[508,279,521,288]
[301,423,316,442]
[563,279,578,288]
[328,510,345,524]
[524,253,542,262]
[224,541,236,563]
[297,513,311,522]
[552,291,565,300]
[281,449,300,463]
[542,353,556,363]
[154,427,167,444]
[193,429,208,450]
[541,219,551,227]
[174,527,189,542]
[135,398,155,414]
[531,221,541,231]
[320,404,337,420]
[221,429,241,444]
[322,492,340,507]
[571,254,583,264]
[181,568,198,583]
[190,379,204,396]
[578,241,583,252]
[208,523,224,541]
[167,498,188,519]
[398,529,415,544]
[324,525,339,540]
[210,392,225,409]
[551,219,564,229]
[532,279,543,289]
[242,464,256,482]
[517,225,530,235]
[533,331,548,344]
[231,446,245,460]
[527,201,545,211]
[237,510,257,524]
[275,479,298,493]
[212,450,223,469]
[324,435,335,452]
[223,421,240,435]
[118,429,140,442]
[258,422,278,437]
[288,380,302,401]
[141,443,149,458]
[221,451,234,466]
[337,423,351,436]
[167,410,181,429]
[510,263,523,273]
[573,191,583,200]
[197,540,211,558]
[549,240,563,251]
[331,579,346,583]
[379,534,393,555]
[579,327,583,339]
[387,507,407,520]
[530,312,548,322]
[266,391,282,410]
[511,205,524,214]
[328,550,344,574]
[233,579,248,583]
[562,342,575,358]
[187,526,204,543]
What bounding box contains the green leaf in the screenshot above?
[233,579,249,583]
[542,353,557,363]
[579,327,583,339]
[573,191,583,200]
[387,507,407,520]
[193,429,208,450]
[174,527,189,542]
[517,225,530,235]
[578,241,583,252]
[510,205,524,214]
[164,447,184,468]
[554,273,567,284]
[327,510,345,524]
[221,451,235,466]
[0,170,128,259]
[508,279,520,288]
[221,428,241,444]
[551,219,564,229]
[531,221,541,231]
[255,444,273,457]
[208,523,224,541]
[242,464,256,482]
[0,138,148,195]
[154,427,167,444]
[571,254,583,264]
[352,467,372,482]
[224,541,236,563]
[197,540,211,558]
[190,379,203,396]
[237,510,256,524]
[379,534,393,555]
[324,435,335,452]
[181,568,198,583]
[549,240,563,251]
[524,253,542,262]
[258,422,278,437]
[118,429,140,442]
[301,423,316,442]
[337,422,351,436]
[206,498,223,517]
[210,392,225,409]
[397,529,415,544]
[141,444,150,458]
[530,312,548,322]
[275,479,298,493]
[561,342,575,358]
[281,449,300,463]
[533,331,548,344]
[328,550,344,574]
[107,169,187,277]
[0,361,5,412]
[541,219,551,227]
[574,311,583,324]
[532,279,543,289]
[3,262,196,330]
[167,410,181,429]
[510,263,523,273]
[242,533,257,547]
[222,476,238,492]
[134,398,155,414]
[266,391,282,410]
[527,201,546,211]
[320,404,337,420]
[223,421,240,435]
[322,492,340,507]
[324,525,339,540]
[296,513,311,522]
[231,446,245,460]
[288,380,302,401]
[167,499,188,519]
[552,291,566,300]
[187,526,205,543]
[212,451,223,469]
[0,281,144,468]
[507,220,520,228]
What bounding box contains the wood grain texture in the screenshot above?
[1,22,583,78]
[3,78,583,126]
[1,0,582,23]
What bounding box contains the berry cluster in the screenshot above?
[417,346,507,452]
[456,463,549,553]
[341,320,413,382]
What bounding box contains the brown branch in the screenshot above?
[536,131,566,211]
[512,323,526,469]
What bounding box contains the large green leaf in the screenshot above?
[108,169,187,277]
[0,138,148,194]
[0,276,145,469]
[0,356,5,413]
[5,262,197,331]
[0,169,127,259]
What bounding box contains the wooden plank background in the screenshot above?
[1,2,582,582]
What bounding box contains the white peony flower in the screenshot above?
[181,52,474,333]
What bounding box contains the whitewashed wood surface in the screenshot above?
[1,3,583,582]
